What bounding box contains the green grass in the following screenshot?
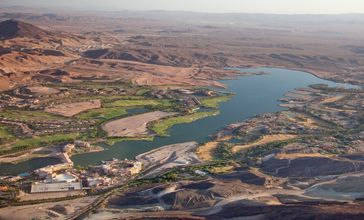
[105,99,173,108]
[76,107,128,121]
[201,95,233,108]
[150,111,219,136]
[214,142,234,160]
[0,126,14,139]
[0,110,62,121]
[0,133,80,155]
[135,88,151,96]
[0,125,16,145]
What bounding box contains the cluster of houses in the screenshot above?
[31,119,95,136]
[0,117,33,137]
[0,93,40,110]
[90,158,142,177]
[85,87,127,96]
[150,88,216,112]
[0,84,124,111]
[0,115,95,138]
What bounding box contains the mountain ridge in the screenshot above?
[0,19,51,40]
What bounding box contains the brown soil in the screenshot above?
[196,141,219,161]
[232,134,297,153]
[45,100,101,117]
[102,111,177,137]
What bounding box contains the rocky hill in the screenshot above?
[0,19,52,40]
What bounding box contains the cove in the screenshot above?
[0,68,355,175]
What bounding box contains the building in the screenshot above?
[176,89,194,95]
[74,140,91,149]
[34,163,72,179]
[129,161,142,175]
[98,159,142,176]
[87,177,112,187]
[63,143,75,154]
[31,182,82,193]
[51,173,78,183]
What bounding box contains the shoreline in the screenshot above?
[0,66,358,175]
[231,63,361,87]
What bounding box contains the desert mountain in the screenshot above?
[0,20,96,91]
[0,19,52,40]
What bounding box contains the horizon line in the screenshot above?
[1,4,364,16]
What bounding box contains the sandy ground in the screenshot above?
[0,51,73,74]
[275,153,333,160]
[45,100,101,117]
[102,111,177,137]
[196,141,219,161]
[0,196,97,220]
[232,134,297,153]
[20,191,85,201]
[136,141,201,178]
[0,77,12,91]
[321,95,344,104]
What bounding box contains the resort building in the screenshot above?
[30,181,82,193]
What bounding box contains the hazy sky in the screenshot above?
[2,0,364,14]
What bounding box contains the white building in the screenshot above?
[31,182,82,193]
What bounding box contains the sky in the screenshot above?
[2,0,364,14]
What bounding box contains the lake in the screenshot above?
[0,67,355,175]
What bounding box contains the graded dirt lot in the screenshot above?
[102,111,177,137]
[136,141,201,178]
[0,196,97,220]
[45,100,101,117]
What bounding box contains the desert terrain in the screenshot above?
[0,5,364,220]
[0,9,364,90]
